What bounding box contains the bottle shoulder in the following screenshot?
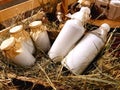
[66,19,83,26]
[89,29,107,42]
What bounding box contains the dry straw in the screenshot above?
[0,22,119,90]
[0,4,120,90]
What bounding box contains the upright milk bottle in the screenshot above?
[29,21,51,52]
[9,25,35,54]
[0,37,35,66]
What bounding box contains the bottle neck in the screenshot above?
[76,13,90,25]
[99,27,108,41]
[73,17,86,26]
[91,27,109,42]
[69,9,90,25]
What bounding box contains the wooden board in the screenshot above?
[0,0,28,10]
[0,0,41,22]
[89,19,120,28]
[0,0,12,5]
[0,0,77,23]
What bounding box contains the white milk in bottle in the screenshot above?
[48,7,91,60]
[62,23,110,75]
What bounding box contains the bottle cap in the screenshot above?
[100,23,110,32]
[29,21,42,28]
[71,7,90,21]
[79,7,91,15]
[10,25,23,33]
[0,37,15,50]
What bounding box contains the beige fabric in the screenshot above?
[2,40,21,59]
[10,29,31,41]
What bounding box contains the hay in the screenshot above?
[0,22,119,90]
[0,5,120,89]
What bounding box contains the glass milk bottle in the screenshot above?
[9,25,35,54]
[48,7,91,60]
[0,37,35,66]
[62,23,110,75]
[29,21,51,52]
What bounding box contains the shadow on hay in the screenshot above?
[12,78,52,90]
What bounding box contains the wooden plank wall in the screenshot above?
[0,0,28,10]
[0,0,77,23]
[0,0,12,5]
[0,0,41,22]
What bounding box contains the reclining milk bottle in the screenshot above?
[62,23,110,75]
[29,21,51,52]
[48,7,91,60]
[0,37,35,66]
[9,25,35,54]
